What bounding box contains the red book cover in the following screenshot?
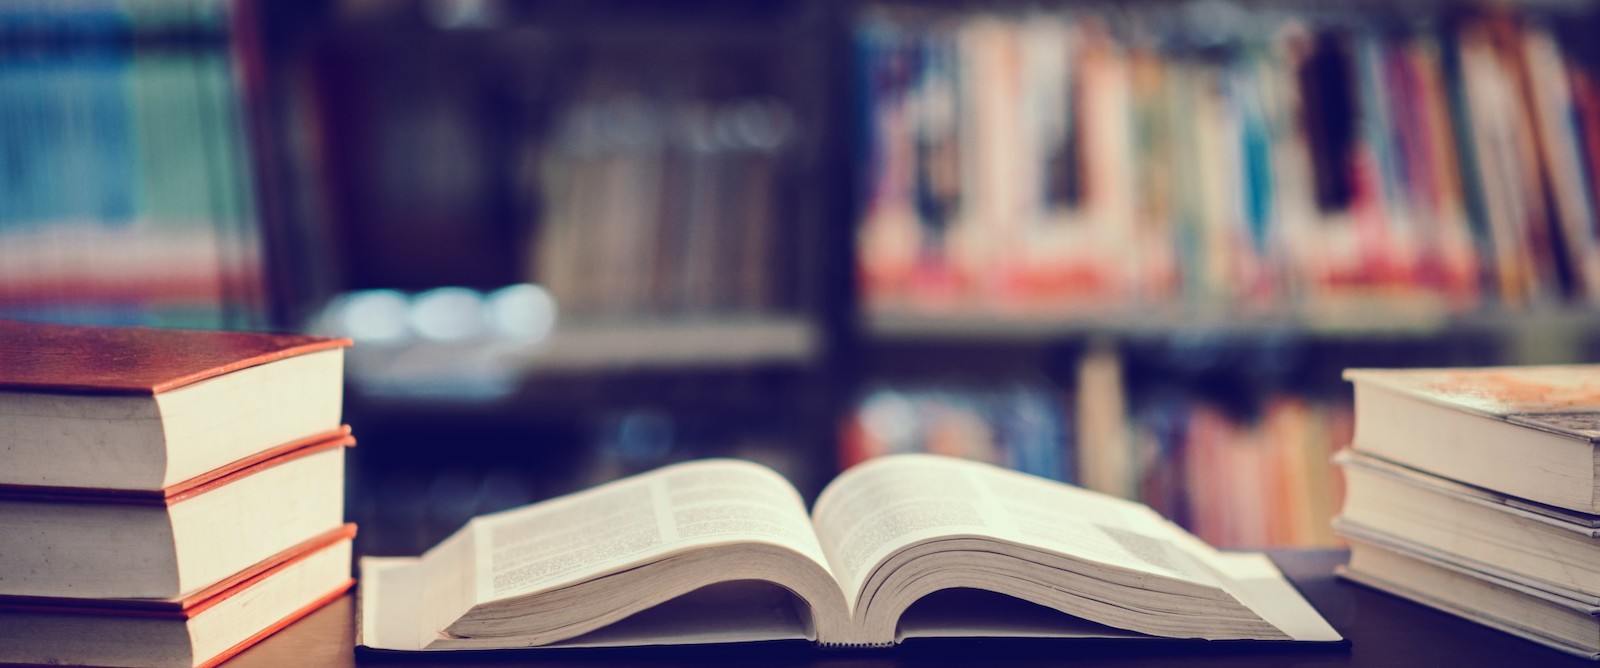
[0,319,351,395]
[0,524,357,616]
[0,525,358,668]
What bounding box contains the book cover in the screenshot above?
[1338,449,1600,530]
[0,319,350,395]
[1344,366,1600,442]
[0,526,356,668]
[0,430,352,599]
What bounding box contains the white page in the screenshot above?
[361,561,812,650]
[471,458,830,605]
[543,581,810,648]
[359,557,425,651]
[1210,552,1342,642]
[813,454,1227,603]
[368,459,833,651]
[897,588,1149,640]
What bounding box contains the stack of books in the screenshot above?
[0,320,355,668]
[1335,365,1600,659]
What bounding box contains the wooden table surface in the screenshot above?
[227,550,1593,667]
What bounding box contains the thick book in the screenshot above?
[0,432,352,599]
[0,320,350,491]
[0,526,355,668]
[1344,365,1600,513]
[1335,450,1600,599]
[358,454,1340,651]
[1340,536,1600,660]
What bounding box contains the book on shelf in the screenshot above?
[840,381,1073,483]
[0,320,350,491]
[1340,536,1600,660]
[531,92,796,319]
[1077,344,1130,498]
[1335,450,1600,599]
[1130,390,1349,550]
[1158,397,1349,550]
[1344,365,1600,514]
[855,7,1600,315]
[0,0,270,329]
[842,373,1350,550]
[0,432,352,599]
[358,454,1341,652]
[0,526,356,668]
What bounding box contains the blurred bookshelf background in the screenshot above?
[6,0,1600,555]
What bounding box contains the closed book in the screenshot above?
[0,320,350,491]
[1335,449,1600,599]
[0,432,352,599]
[1344,365,1600,513]
[0,525,355,668]
[1339,536,1600,660]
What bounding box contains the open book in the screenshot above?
[359,454,1340,650]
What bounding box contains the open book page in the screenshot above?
[811,454,1341,642]
[538,581,812,648]
[475,459,831,602]
[366,455,1337,651]
[1208,552,1343,641]
[361,560,812,650]
[411,459,831,643]
[896,589,1150,640]
[812,454,1227,604]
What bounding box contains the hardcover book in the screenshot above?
[1345,365,1600,513]
[1341,536,1600,660]
[1335,450,1600,599]
[0,432,353,599]
[359,455,1340,652]
[0,526,356,668]
[0,320,351,491]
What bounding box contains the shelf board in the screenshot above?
[864,305,1600,343]
[343,315,819,400]
[514,316,819,371]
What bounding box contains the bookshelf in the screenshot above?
[835,0,1600,548]
[865,306,1600,341]
[11,0,1600,551]
[265,0,1600,549]
[0,1,270,330]
[242,0,848,512]
[338,316,817,397]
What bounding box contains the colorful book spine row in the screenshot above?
[841,382,1074,483]
[856,7,1600,315]
[1129,395,1350,549]
[842,381,1350,549]
[0,0,266,328]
